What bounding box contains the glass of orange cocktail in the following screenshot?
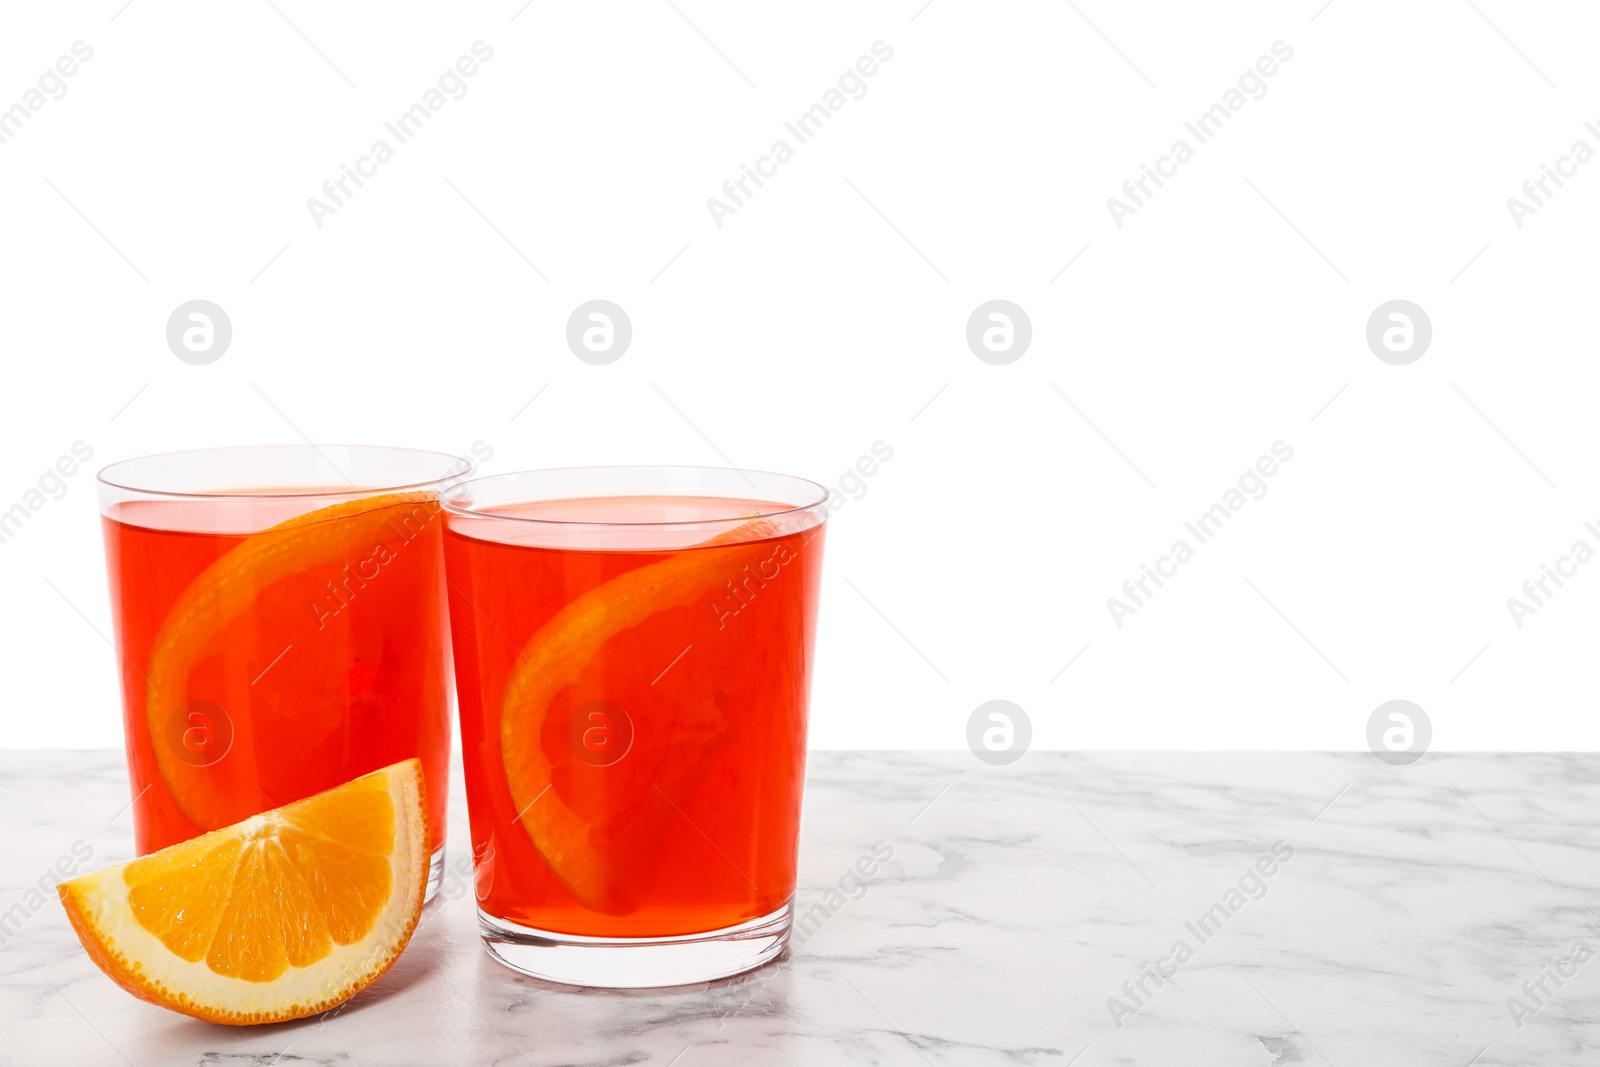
[442,466,828,987]
[97,444,466,900]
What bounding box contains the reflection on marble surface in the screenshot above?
[2,750,1599,1065]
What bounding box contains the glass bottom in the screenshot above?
[476,898,793,988]
[423,845,445,903]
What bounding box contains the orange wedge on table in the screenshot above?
[144,491,441,832]
[58,760,428,1025]
[499,516,793,915]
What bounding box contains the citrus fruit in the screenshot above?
[143,492,442,832]
[498,517,794,915]
[58,759,428,1025]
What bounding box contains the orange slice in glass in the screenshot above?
[58,759,428,1025]
[144,492,440,832]
[498,518,787,915]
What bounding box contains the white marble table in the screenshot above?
[2,750,1598,1066]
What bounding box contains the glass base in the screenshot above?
[423,845,445,903]
[476,898,793,988]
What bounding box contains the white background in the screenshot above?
[2,0,1597,751]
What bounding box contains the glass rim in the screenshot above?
[97,443,472,500]
[441,464,830,528]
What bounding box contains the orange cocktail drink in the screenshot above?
[443,466,827,987]
[98,445,465,898]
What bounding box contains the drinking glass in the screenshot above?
[442,466,828,986]
[97,444,466,899]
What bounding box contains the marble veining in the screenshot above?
[2,750,1599,1065]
